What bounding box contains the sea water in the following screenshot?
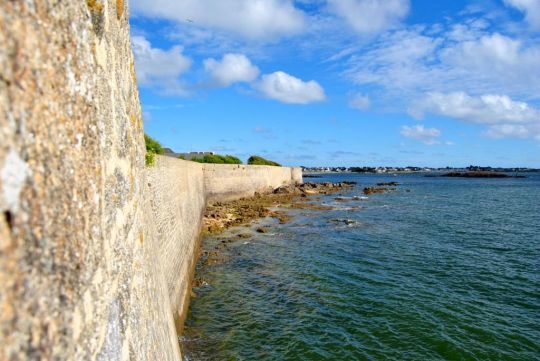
[182,173,540,360]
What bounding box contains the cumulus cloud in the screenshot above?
[131,0,306,40]
[328,0,410,34]
[400,125,441,145]
[442,33,540,91]
[411,92,540,141]
[349,93,370,110]
[346,26,540,102]
[349,26,540,142]
[486,123,540,140]
[504,0,540,29]
[204,53,260,86]
[411,92,540,124]
[256,71,326,104]
[131,36,192,95]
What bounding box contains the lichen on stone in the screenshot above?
[87,0,105,37]
[130,61,137,86]
[116,0,124,20]
[139,231,144,245]
[87,0,103,13]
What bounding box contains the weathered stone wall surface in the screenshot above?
[143,157,302,335]
[143,156,206,333]
[203,164,303,203]
[0,1,303,360]
[291,167,304,185]
[0,1,180,360]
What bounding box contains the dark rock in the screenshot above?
[192,278,209,287]
[273,185,294,194]
[377,182,399,186]
[331,218,357,225]
[363,187,391,195]
[303,174,322,178]
[442,171,509,178]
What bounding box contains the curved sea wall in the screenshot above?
[0,1,302,360]
[144,156,206,339]
[145,157,302,335]
[204,163,303,203]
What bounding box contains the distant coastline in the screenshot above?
[440,171,526,178]
[303,166,540,175]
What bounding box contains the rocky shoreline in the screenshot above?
[441,171,525,178]
[193,182,357,290]
[195,179,411,286]
[192,179,405,295]
[201,182,356,235]
[361,181,406,195]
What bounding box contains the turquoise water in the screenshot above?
[182,173,540,360]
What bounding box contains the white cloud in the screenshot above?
[411,92,540,141]
[349,93,370,110]
[256,71,326,104]
[400,125,441,145]
[441,34,540,91]
[204,53,260,86]
[504,0,540,29]
[346,28,445,93]
[411,92,540,124]
[131,0,306,40]
[328,0,410,34]
[346,26,540,102]
[448,33,521,64]
[486,123,540,140]
[131,36,192,95]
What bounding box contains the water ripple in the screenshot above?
[184,173,540,360]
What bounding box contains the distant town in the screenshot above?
[163,150,538,174]
[302,165,540,173]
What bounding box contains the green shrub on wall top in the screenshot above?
[191,154,242,164]
[144,134,164,166]
[247,155,281,166]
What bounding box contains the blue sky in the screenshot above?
[129,0,540,167]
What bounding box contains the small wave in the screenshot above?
[334,196,369,201]
[344,195,369,200]
[331,205,363,211]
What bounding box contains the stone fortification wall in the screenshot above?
[143,156,206,333]
[204,164,303,203]
[291,166,304,185]
[0,1,303,360]
[0,1,174,360]
[143,158,302,334]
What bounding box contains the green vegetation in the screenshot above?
[178,154,185,160]
[247,155,281,167]
[144,134,164,166]
[191,154,243,164]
